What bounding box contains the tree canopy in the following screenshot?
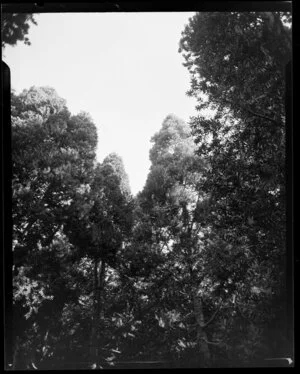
[178,10,291,363]
[9,10,292,369]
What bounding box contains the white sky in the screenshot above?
[3,12,198,195]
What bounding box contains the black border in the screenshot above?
[1,1,293,13]
[2,61,12,369]
[1,0,294,370]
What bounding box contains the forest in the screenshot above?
[3,10,292,369]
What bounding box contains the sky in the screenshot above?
[3,12,198,195]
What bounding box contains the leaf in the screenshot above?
[247,216,255,225]
[158,317,165,328]
[178,339,186,348]
[234,25,243,35]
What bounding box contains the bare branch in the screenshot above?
[200,337,226,346]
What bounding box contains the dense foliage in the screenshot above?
[1,13,38,48]
[9,11,291,369]
[179,11,291,363]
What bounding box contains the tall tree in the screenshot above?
[12,87,97,269]
[131,114,224,366]
[11,86,98,368]
[179,11,292,361]
[63,152,134,367]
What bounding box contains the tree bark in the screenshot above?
[12,335,20,370]
[96,259,106,342]
[90,259,98,364]
[193,290,211,367]
[90,258,106,368]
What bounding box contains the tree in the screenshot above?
[102,152,132,199]
[179,11,291,122]
[12,87,97,268]
[12,92,134,367]
[11,86,98,368]
[63,152,134,367]
[2,13,38,48]
[128,114,225,367]
[179,11,291,361]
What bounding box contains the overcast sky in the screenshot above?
[3,12,198,195]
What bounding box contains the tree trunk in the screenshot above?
[12,335,20,370]
[90,258,106,368]
[96,260,106,349]
[90,259,98,364]
[193,290,211,367]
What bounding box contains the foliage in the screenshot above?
[1,13,38,48]
[117,114,216,365]
[11,86,134,366]
[179,11,291,119]
[9,11,291,369]
[102,152,132,199]
[179,11,291,362]
[12,87,97,268]
[11,86,98,369]
[63,153,134,264]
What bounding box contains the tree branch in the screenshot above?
[235,301,253,322]
[223,98,279,125]
[136,272,174,319]
[200,337,226,346]
[242,106,279,125]
[201,300,223,328]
